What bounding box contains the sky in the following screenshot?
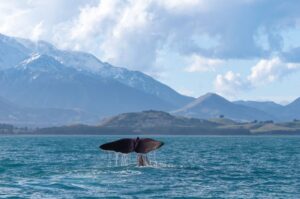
[1,0,300,103]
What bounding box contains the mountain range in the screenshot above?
[172,93,275,121]
[173,93,300,122]
[0,33,192,125]
[0,33,300,126]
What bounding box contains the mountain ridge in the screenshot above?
[173,93,277,121]
[0,54,175,116]
[233,98,300,121]
[0,33,193,125]
[14,36,194,107]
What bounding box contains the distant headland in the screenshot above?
[1,110,300,135]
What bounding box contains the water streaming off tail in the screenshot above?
[147,151,158,167]
[105,152,134,167]
[105,151,160,167]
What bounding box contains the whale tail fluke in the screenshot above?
[100,137,164,154]
[135,138,164,153]
[99,138,135,154]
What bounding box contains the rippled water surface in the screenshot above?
[0,136,300,198]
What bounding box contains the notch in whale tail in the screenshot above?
[99,138,164,154]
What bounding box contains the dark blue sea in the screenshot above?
[0,136,299,198]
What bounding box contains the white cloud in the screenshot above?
[1,0,300,75]
[214,71,249,96]
[248,57,300,85]
[0,5,31,36]
[185,54,223,72]
[99,0,157,70]
[156,0,206,13]
[31,21,44,41]
[70,0,122,40]
[0,0,96,41]
[214,57,300,96]
[60,0,300,73]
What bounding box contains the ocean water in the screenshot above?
[0,136,299,198]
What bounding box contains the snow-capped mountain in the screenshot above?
[15,36,194,107]
[0,54,174,118]
[0,33,194,124]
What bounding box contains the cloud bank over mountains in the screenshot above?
[0,0,300,98]
[215,57,300,96]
